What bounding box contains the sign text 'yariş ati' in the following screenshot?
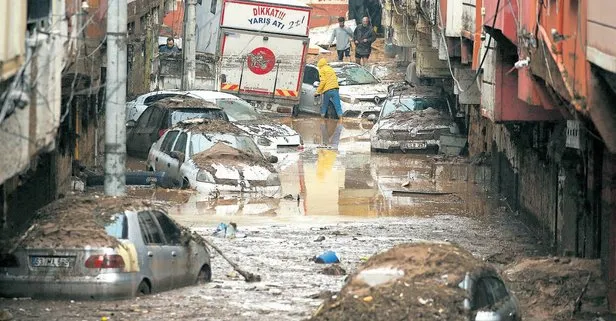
[248,6,306,31]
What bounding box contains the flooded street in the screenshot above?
[0,117,547,320]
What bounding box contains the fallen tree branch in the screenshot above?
[201,235,262,283]
[181,228,261,283]
[571,273,592,316]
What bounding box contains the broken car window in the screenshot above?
[303,66,319,84]
[216,98,263,121]
[104,214,128,239]
[173,132,188,154]
[381,97,447,118]
[472,278,495,310]
[334,65,378,85]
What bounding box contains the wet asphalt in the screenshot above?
[0,116,546,321]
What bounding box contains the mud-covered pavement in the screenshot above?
[0,117,548,320]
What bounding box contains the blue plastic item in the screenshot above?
[315,251,340,264]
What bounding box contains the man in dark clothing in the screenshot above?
[353,16,376,65]
[159,37,180,54]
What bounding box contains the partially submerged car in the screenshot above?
[310,242,521,321]
[147,119,281,197]
[126,96,229,158]
[186,90,302,155]
[0,197,211,300]
[370,85,460,153]
[299,62,388,119]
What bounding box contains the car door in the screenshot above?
[137,211,173,291]
[155,130,179,174]
[150,210,192,287]
[143,107,166,154]
[168,131,188,185]
[299,65,321,114]
[127,107,154,157]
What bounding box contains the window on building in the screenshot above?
[211,0,218,14]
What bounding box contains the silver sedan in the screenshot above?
[0,208,211,300]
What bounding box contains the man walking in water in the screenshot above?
[353,16,376,65]
[329,17,354,61]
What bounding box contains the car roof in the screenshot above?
[174,118,247,135]
[152,96,222,110]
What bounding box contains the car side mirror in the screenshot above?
[170,151,185,161]
[268,155,279,163]
[126,120,136,129]
[367,114,377,122]
[313,81,319,88]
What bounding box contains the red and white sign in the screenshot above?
[221,0,312,36]
[247,47,276,75]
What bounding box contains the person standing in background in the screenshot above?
[353,17,376,65]
[329,17,354,61]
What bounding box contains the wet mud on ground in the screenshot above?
[0,117,552,320]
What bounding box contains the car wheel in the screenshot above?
[137,280,151,296]
[292,105,300,117]
[181,177,190,189]
[196,264,212,284]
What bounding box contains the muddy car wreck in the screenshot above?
[309,242,521,321]
[0,196,211,300]
[370,85,463,153]
[147,119,281,197]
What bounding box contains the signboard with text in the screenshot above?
[221,0,311,37]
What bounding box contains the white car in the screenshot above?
[187,90,302,155]
[147,119,281,197]
[126,90,188,123]
[298,62,389,119]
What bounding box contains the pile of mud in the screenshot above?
[192,142,273,171]
[153,96,218,109]
[504,257,609,321]
[180,119,246,134]
[309,242,490,321]
[383,107,450,127]
[0,196,168,251]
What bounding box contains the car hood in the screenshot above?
[190,142,275,182]
[339,84,389,99]
[234,120,299,137]
[376,108,452,131]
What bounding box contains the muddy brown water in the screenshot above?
[0,116,548,321]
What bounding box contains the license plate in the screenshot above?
[402,142,427,149]
[30,256,75,268]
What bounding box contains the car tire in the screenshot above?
[181,177,190,189]
[196,265,212,284]
[292,105,300,117]
[137,280,151,296]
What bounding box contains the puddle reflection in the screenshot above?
[129,117,496,219]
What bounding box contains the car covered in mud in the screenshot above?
[370,85,460,153]
[186,90,302,155]
[147,119,281,197]
[310,242,521,321]
[125,90,188,123]
[299,62,388,119]
[0,197,211,300]
[126,96,229,158]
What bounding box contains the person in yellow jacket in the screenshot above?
[315,58,343,118]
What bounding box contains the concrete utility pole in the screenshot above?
[104,0,128,196]
[181,0,197,90]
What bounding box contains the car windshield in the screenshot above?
[190,133,262,157]
[169,108,227,126]
[381,97,447,118]
[334,65,379,85]
[215,98,263,121]
[104,214,128,239]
